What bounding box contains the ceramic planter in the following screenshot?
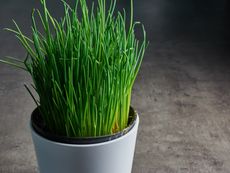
[30,108,139,173]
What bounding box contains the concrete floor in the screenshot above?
[0,0,230,172]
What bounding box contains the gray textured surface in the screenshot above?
[0,0,230,173]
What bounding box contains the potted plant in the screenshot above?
[0,0,147,172]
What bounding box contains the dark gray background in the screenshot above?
[0,0,230,172]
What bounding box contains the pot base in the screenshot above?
[31,108,139,173]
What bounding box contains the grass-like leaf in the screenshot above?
[0,0,147,137]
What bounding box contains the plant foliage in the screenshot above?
[0,0,147,137]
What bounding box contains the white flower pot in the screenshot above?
[30,108,139,173]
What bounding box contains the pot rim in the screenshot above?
[31,107,139,145]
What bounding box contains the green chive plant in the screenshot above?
[0,0,147,137]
